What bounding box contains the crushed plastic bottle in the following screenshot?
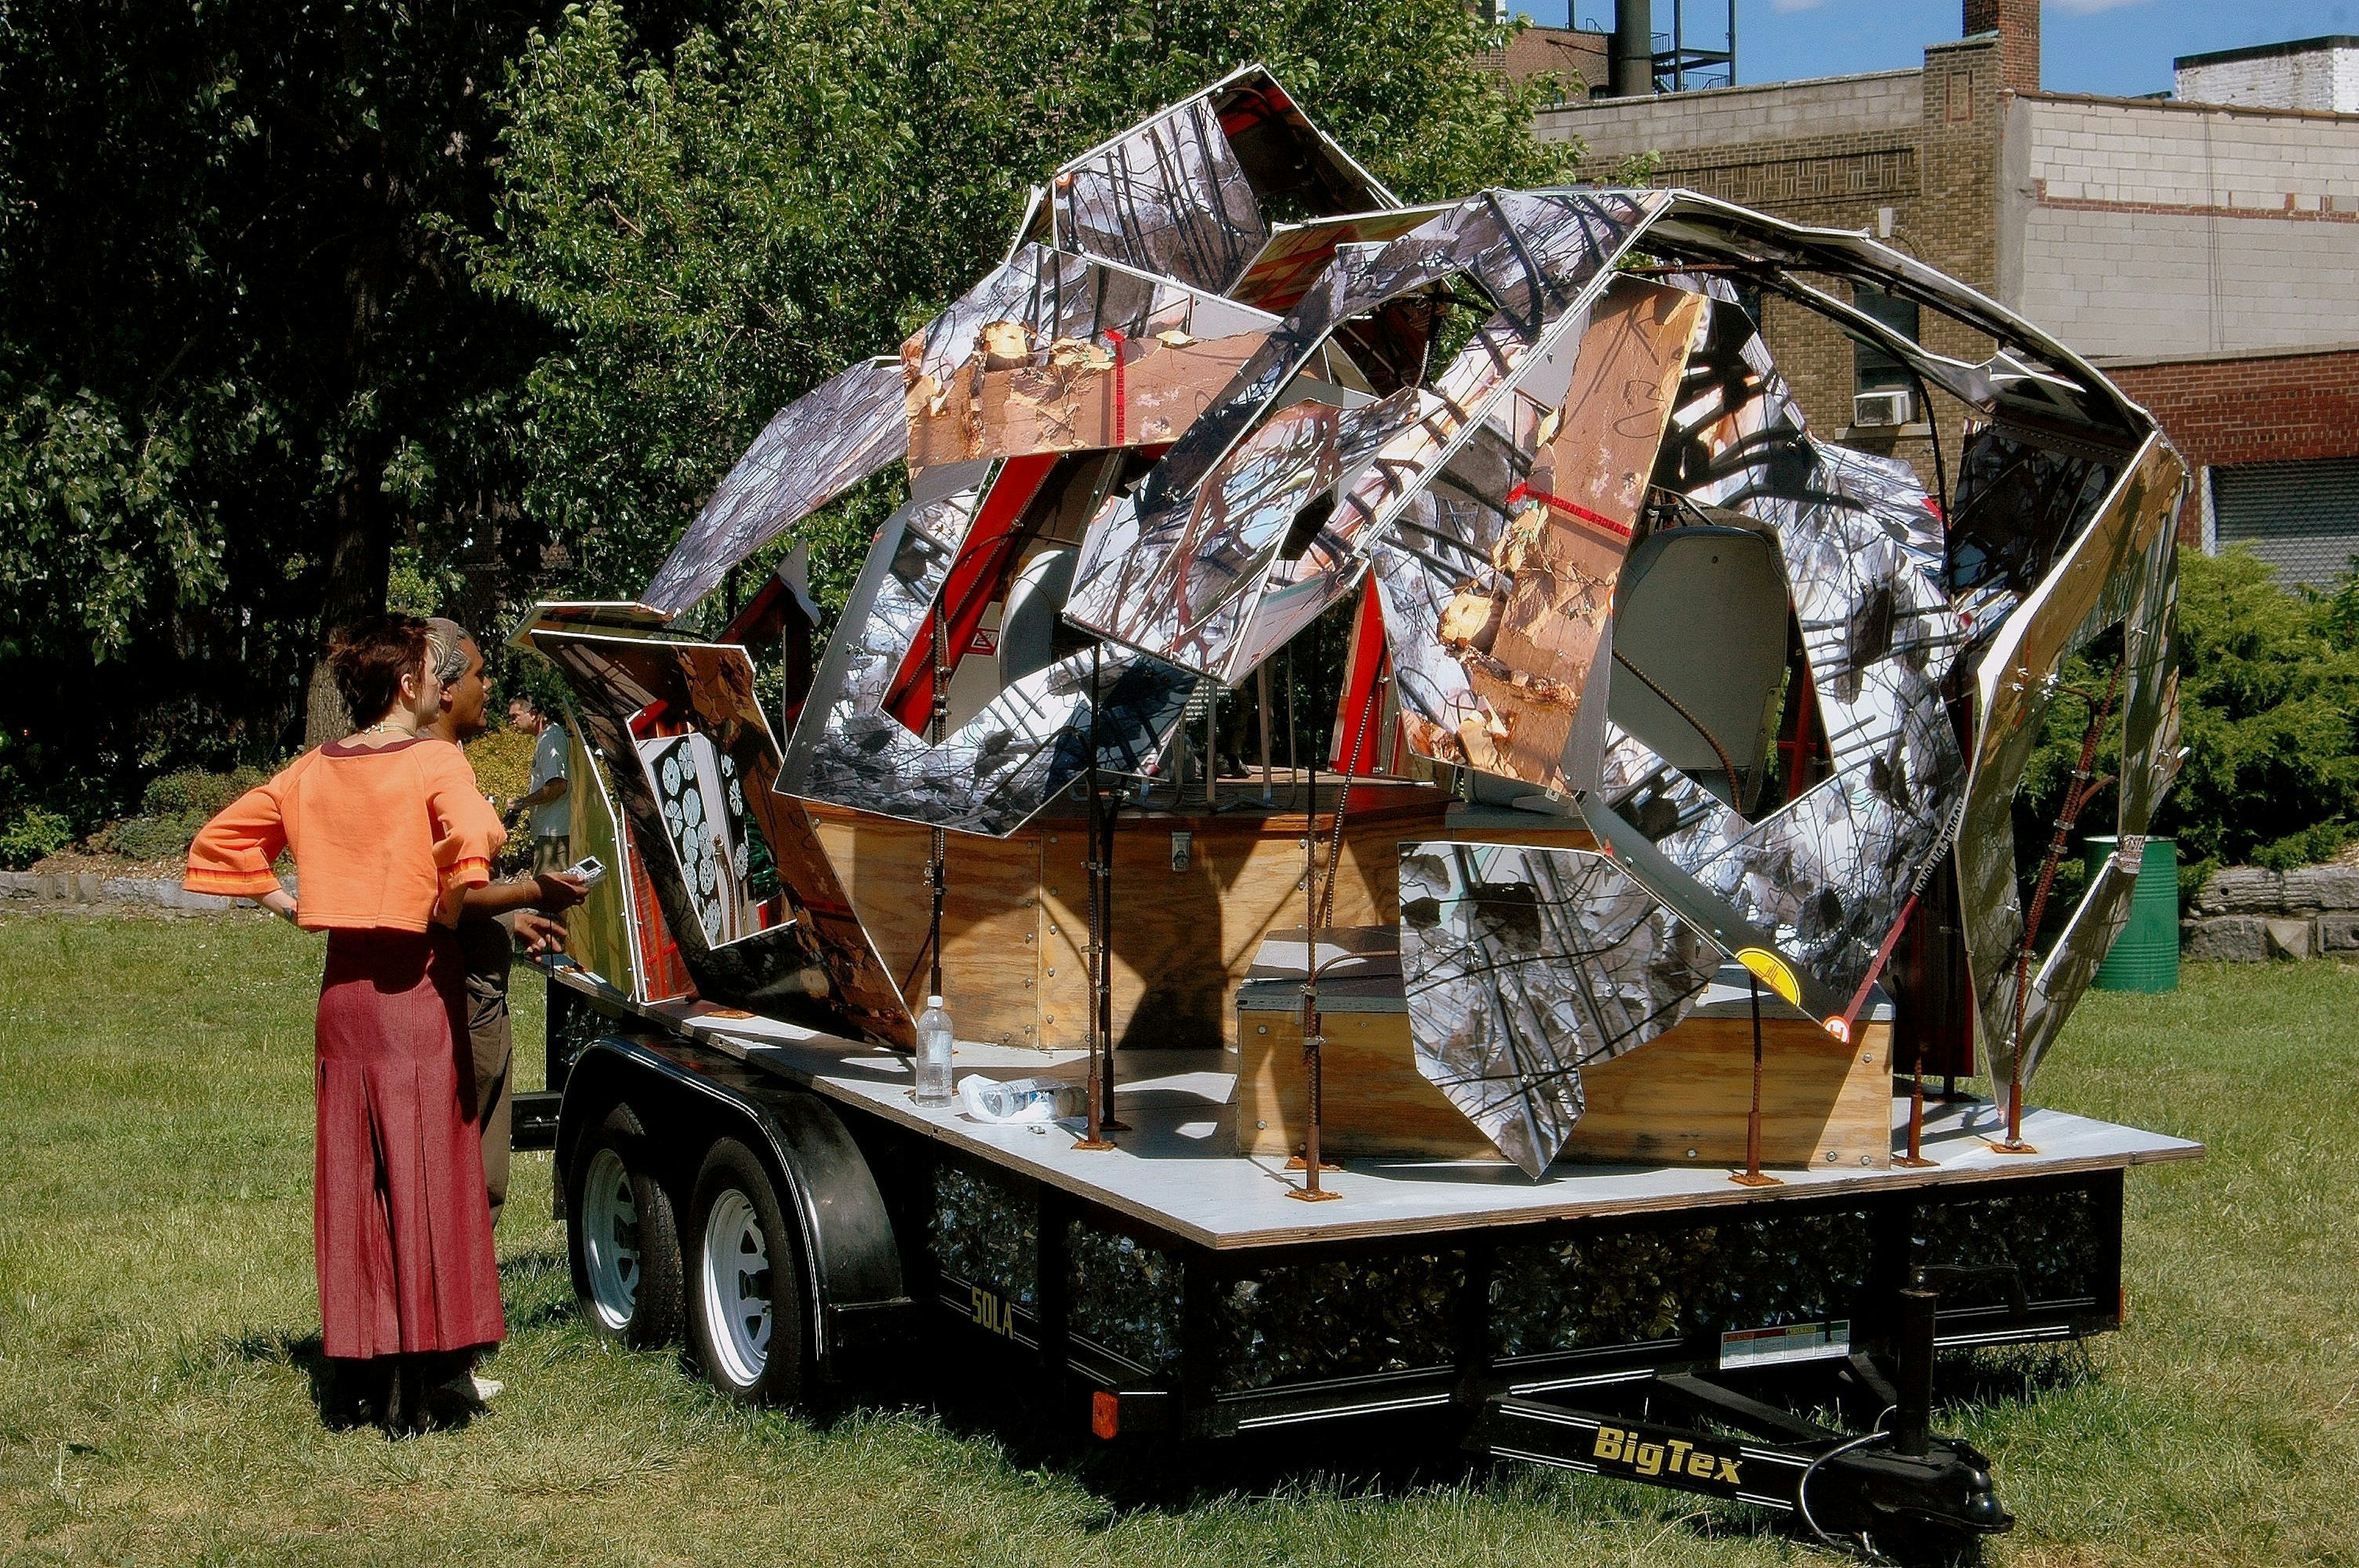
[958,1075,1085,1125]
[914,995,955,1107]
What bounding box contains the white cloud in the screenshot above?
[2049,0,2156,14]
[1770,0,1834,11]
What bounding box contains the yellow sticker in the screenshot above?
[1735,947,1801,1008]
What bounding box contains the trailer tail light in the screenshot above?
[1092,1390,1121,1440]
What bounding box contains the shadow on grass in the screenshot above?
[219,1326,488,1437]
[1935,1341,2099,1408]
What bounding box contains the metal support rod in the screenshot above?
[1730,972,1781,1187]
[1258,663,1273,803]
[1077,643,1113,1151]
[1288,730,1337,1201]
[928,606,950,1004]
[1096,770,1124,1132]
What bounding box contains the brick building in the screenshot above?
[1533,4,2359,583]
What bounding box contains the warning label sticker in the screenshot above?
[1718,1318,1851,1371]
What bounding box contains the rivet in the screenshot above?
[1860,1155,1873,1166]
[1257,1024,1269,1034]
[1825,1151,1839,1163]
[1685,1147,1699,1159]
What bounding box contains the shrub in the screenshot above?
[139,765,267,820]
[2017,547,2359,916]
[0,807,74,869]
[89,813,207,862]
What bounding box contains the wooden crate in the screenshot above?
[1237,1005,1892,1172]
[806,792,1595,1053]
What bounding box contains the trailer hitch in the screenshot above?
[1475,1276,2016,1553]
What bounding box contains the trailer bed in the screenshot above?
[600,984,2201,1252]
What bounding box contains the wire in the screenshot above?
[1611,646,1745,808]
[1796,1429,1897,1564]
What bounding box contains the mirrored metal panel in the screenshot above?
[1399,841,1718,1176]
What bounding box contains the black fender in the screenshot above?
[555,1032,913,1384]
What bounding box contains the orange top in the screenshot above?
[185,738,507,931]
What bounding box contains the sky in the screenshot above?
[1519,0,2353,98]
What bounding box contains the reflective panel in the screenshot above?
[1960,435,2186,1102]
[778,461,1195,836]
[1050,93,1268,293]
[1372,278,1702,791]
[526,629,913,1046]
[641,358,907,617]
[1068,190,1663,684]
[1398,841,1717,1176]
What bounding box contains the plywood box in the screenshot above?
[806,792,1594,1053]
[1237,997,1892,1173]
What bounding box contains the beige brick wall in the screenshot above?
[2003,95,2359,359]
[1534,70,1922,164]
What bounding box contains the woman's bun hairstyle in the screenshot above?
[327,614,431,727]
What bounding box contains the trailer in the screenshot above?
[502,67,2202,1556]
[526,864,2193,1552]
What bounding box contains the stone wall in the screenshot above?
[0,869,284,915]
[2181,865,2359,962]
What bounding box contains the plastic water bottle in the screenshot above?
[914,996,955,1107]
[958,1075,1085,1124]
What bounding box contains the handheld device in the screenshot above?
[564,854,608,891]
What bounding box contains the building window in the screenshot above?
[1850,286,1920,428]
[2211,457,2359,588]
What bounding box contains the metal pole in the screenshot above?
[1077,643,1113,1151]
[1730,972,1780,1187]
[1258,663,1273,804]
[1203,682,1218,809]
[928,606,949,1002]
[1896,1021,1935,1168]
[1289,729,1337,1202]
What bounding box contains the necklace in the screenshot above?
[359,720,418,739]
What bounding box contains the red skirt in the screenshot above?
[314,929,506,1360]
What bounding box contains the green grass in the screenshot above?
[1,911,2354,1566]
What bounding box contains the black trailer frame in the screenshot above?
[531,965,2183,1550]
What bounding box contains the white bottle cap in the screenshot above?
[928,996,944,1008]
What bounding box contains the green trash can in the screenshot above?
[2086,836,2178,993]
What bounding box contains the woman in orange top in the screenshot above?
[187,614,508,1433]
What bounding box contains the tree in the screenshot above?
[477,0,1581,615]
[0,0,564,820]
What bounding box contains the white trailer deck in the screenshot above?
[611,986,2203,1252]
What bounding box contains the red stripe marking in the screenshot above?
[1504,482,1633,539]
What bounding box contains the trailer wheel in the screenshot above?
[567,1102,684,1348]
[687,1137,807,1406]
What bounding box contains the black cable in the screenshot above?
[1612,646,1745,808]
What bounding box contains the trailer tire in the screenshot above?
[687,1137,808,1407]
[567,1102,684,1348]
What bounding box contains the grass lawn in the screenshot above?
[1,911,2354,1566]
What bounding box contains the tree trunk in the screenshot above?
[302,456,395,746]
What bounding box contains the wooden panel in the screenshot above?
[811,789,1601,1053]
[1239,1011,1498,1161]
[810,811,1043,1047]
[1238,1007,1892,1171]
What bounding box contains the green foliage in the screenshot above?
[88,813,208,863]
[0,806,74,869]
[0,0,563,806]
[2019,548,2359,912]
[140,765,270,821]
[479,0,1579,610]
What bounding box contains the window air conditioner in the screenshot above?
[1853,388,1914,428]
